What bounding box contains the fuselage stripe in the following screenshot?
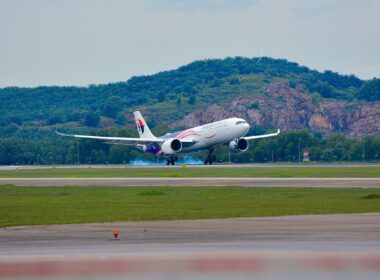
[176,130,200,139]
[176,130,194,138]
[178,132,200,139]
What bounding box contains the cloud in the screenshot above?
[0,0,379,87]
[146,0,259,12]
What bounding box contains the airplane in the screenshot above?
[56,111,280,165]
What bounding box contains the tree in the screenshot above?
[309,147,321,161]
[188,95,196,105]
[356,78,380,101]
[103,96,124,118]
[47,110,65,125]
[315,81,333,98]
[115,113,126,126]
[229,78,240,85]
[176,97,182,110]
[84,112,100,127]
[157,92,166,102]
[152,124,170,136]
[321,148,335,162]
[67,110,83,122]
[8,116,22,125]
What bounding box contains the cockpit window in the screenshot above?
[235,121,247,125]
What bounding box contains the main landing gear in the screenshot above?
[204,147,216,165]
[166,155,178,165]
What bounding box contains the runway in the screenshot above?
[1,177,380,187]
[0,214,379,279]
[1,163,380,170]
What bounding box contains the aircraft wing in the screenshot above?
[55,131,164,145]
[244,129,280,140]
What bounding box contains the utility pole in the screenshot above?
[298,138,301,164]
[77,140,80,165]
[363,139,365,162]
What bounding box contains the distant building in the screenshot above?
[303,148,310,162]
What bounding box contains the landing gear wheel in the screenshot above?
[167,155,177,165]
[204,148,216,165]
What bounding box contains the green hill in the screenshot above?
[0,57,379,165]
[0,57,368,129]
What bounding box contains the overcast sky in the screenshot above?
[0,0,379,87]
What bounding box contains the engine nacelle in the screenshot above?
[160,139,182,155]
[228,138,249,153]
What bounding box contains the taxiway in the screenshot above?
[0,214,379,279]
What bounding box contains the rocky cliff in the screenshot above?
[172,81,380,137]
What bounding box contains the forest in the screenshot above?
[0,126,379,165]
[0,57,379,164]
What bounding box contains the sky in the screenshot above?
[0,0,379,87]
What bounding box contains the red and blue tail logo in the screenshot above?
[137,119,144,134]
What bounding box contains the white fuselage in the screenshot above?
[161,117,250,154]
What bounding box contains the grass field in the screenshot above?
[0,166,379,178]
[1,185,379,227]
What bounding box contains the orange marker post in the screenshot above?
[113,229,119,239]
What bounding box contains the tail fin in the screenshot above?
[133,111,156,139]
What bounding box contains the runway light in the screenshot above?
[113,229,119,239]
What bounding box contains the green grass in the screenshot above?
[362,193,380,200]
[0,166,379,178]
[0,185,379,227]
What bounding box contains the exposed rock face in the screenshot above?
[175,104,230,128]
[172,81,380,137]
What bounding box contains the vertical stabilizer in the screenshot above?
[133,111,156,139]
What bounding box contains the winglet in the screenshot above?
[55,130,75,137]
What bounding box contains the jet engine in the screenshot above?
[161,139,182,154]
[228,138,249,153]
